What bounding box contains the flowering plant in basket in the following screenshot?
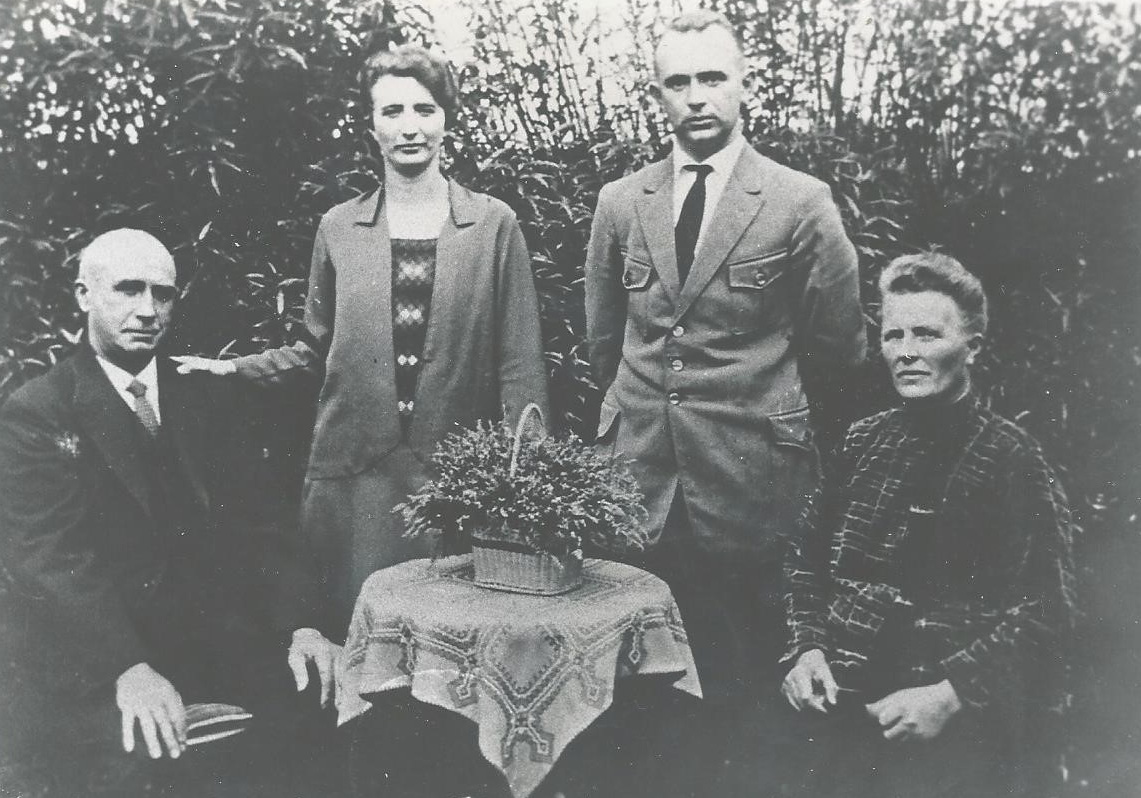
[396,416,650,560]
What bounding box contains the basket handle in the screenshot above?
[508,402,546,478]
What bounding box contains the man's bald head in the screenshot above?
[75,229,178,373]
[77,228,175,286]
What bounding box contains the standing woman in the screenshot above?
[176,45,549,629]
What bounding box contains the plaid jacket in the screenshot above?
[784,395,1076,724]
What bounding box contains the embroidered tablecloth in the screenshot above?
[336,555,701,798]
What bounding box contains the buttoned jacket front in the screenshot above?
[585,146,865,556]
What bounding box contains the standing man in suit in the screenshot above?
[0,229,339,796]
[584,10,865,792]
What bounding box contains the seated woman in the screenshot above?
[779,252,1076,798]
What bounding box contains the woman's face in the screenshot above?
[370,74,446,176]
[881,290,979,403]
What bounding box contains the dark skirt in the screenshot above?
[302,443,437,636]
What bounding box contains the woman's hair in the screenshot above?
[878,252,988,336]
[361,44,459,125]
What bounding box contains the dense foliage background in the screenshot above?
[1,0,1138,794]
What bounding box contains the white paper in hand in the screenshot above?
[183,702,253,747]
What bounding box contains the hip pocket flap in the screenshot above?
[768,407,813,450]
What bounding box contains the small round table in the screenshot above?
[336,555,702,798]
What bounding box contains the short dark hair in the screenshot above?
[361,44,460,125]
[661,9,739,43]
[879,252,988,336]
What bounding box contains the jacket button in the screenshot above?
[755,270,767,285]
[669,358,684,372]
[671,324,685,338]
[668,391,681,405]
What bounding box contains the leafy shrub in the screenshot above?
[1,1,1138,790]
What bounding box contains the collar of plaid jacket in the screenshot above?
[898,387,979,435]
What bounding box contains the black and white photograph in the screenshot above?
[0,0,1137,796]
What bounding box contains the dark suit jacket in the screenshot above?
[585,146,866,556]
[0,345,320,699]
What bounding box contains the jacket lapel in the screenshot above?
[672,147,768,323]
[423,181,478,362]
[158,359,210,513]
[633,160,681,301]
[350,187,399,422]
[350,186,395,314]
[72,347,153,517]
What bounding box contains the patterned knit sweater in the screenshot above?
[784,394,1077,728]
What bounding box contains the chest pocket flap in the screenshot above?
[728,249,790,291]
[622,257,653,290]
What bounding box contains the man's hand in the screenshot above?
[116,663,186,759]
[865,680,962,741]
[782,648,839,713]
[170,355,237,376]
[287,628,340,708]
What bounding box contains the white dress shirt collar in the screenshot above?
[96,356,161,425]
[670,132,749,253]
[671,130,748,185]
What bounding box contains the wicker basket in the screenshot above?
[469,403,584,595]
[471,540,583,595]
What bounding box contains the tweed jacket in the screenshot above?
[230,180,550,478]
[585,145,866,555]
[784,396,1077,725]
[0,345,320,694]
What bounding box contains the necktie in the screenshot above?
[675,163,713,285]
[126,379,160,437]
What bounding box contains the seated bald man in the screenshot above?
[0,229,339,796]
